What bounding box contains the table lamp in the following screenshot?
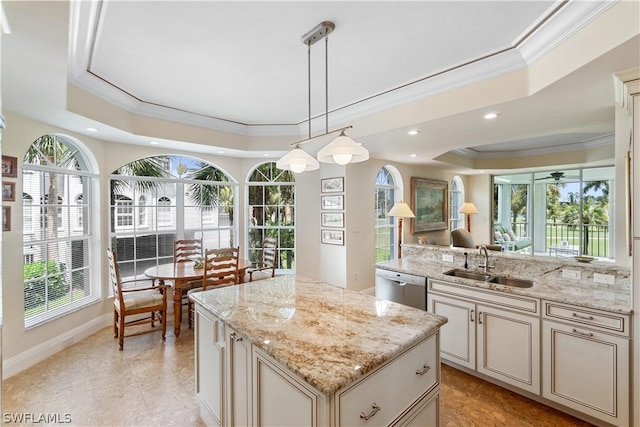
[458,202,478,232]
[388,201,415,258]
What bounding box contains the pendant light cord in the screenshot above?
[308,42,311,140]
[325,35,329,134]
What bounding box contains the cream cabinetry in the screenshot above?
[194,306,226,427]
[427,284,540,394]
[193,299,443,427]
[542,301,630,427]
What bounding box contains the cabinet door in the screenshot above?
[394,393,439,427]
[427,294,475,370]
[226,326,252,427]
[543,321,629,427]
[476,305,540,394]
[195,308,225,427]
[253,348,321,427]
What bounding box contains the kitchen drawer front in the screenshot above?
[428,279,539,314]
[543,301,629,337]
[336,333,439,426]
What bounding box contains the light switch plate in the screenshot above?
[593,273,615,285]
[562,269,581,280]
[442,254,454,262]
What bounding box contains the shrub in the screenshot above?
[24,260,68,310]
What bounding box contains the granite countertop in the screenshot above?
[189,275,448,395]
[376,258,632,315]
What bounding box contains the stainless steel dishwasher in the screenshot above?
[375,268,426,310]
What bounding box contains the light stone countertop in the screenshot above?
[376,258,632,315]
[189,274,448,395]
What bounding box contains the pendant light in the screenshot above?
[277,21,368,172]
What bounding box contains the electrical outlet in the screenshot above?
[562,269,581,280]
[442,254,454,262]
[594,273,615,285]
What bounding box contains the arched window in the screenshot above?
[246,162,295,273]
[109,155,236,280]
[22,135,99,327]
[450,176,464,230]
[374,167,399,261]
[138,195,147,226]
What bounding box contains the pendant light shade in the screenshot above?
[276,145,319,173]
[317,131,369,165]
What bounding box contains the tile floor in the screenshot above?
[3,319,593,426]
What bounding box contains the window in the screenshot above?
[138,195,147,226]
[110,155,237,280]
[374,167,398,262]
[22,135,98,327]
[116,196,133,227]
[492,166,614,259]
[449,176,463,230]
[247,162,295,273]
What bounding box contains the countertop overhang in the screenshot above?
[189,275,448,395]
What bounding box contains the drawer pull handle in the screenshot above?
[360,403,380,421]
[230,332,243,342]
[416,364,431,375]
[572,312,594,321]
[572,328,594,338]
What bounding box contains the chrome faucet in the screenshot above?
[478,245,493,273]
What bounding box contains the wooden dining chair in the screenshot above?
[107,248,170,351]
[173,238,203,321]
[248,237,278,282]
[187,247,239,328]
[174,239,203,263]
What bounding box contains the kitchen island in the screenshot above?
[189,274,448,427]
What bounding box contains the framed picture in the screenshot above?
[2,182,15,201]
[321,212,344,228]
[2,206,10,231]
[321,229,344,245]
[321,177,344,193]
[2,155,17,178]
[411,177,448,233]
[321,195,344,210]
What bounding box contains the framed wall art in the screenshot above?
[321,194,344,210]
[2,182,15,201]
[321,229,344,245]
[2,206,10,231]
[321,212,344,228]
[321,177,344,193]
[2,155,17,178]
[411,177,448,233]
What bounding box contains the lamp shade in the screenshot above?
[317,131,369,165]
[388,201,415,218]
[276,146,319,173]
[458,202,478,215]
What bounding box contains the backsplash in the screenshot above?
[402,244,630,290]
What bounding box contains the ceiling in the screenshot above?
[2,1,639,173]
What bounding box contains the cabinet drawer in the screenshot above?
[428,279,539,314]
[543,301,629,337]
[336,333,438,426]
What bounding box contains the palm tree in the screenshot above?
[25,135,80,256]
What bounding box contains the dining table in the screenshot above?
[144,258,252,337]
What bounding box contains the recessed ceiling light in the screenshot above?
[149,141,160,145]
[484,112,499,120]
[217,150,225,154]
[86,127,98,132]
[408,130,419,135]
[263,153,271,157]
[410,153,417,158]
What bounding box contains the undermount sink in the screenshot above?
[443,269,534,288]
[444,269,494,282]
[488,276,534,288]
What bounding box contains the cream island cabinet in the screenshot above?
[190,275,448,427]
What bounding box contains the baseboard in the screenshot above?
[2,313,111,379]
